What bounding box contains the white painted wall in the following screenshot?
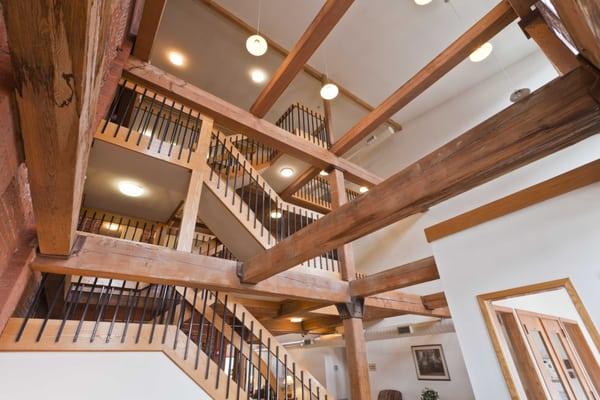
[431,182,600,399]
[0,352,211,400]
[366,333,474,400]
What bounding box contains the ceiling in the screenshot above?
[151,0,539,154]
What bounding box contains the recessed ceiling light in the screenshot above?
[359,186,369,193]
[290,317,303,323]
[320,83,339,100]
[105,222,120,232]
[280,167,294,177]
[270,210,283,219]
[168,51,185,66]
[246,34,268,56]
[319,170,329,176]
[250,68,267,83]
[469,42,493,62]
[119,181,145,197]
[414,0,432,5]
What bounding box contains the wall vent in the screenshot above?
[397,325,411,335]
[366,135,377,145]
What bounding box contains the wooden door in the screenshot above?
[517,310,576,400]
[562,321,600,395]
[541,318,599,399]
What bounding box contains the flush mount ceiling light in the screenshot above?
[414,0,432,5]
[319,170,329,176]
[118,181,145,197]
[270,210,283,219]
[359,186,369,193]
[280,167,294,177]
[246,34,268,56]
[167,51,185,66]
[469,42,493,62]
[105,222,120,232]
[289,317,303,323]
[320,83,339,100]
[250,68,267,83]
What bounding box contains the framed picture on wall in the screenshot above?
[411,344,450,381]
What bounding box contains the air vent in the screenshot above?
[366,135,377,145]
[397,326,411,335]
[368,363,377,371]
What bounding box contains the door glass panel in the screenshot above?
[531,330,569,400]
[550,332,589,400]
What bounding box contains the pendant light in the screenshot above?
[320,51,338,100]
[246,0,268,56]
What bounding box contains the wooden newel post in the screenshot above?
[328,168,357,281]
[336,297,372,400]
[177,116,214,252]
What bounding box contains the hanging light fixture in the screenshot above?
[320,83,339,100]
[246,0,268,56]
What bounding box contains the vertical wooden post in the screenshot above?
[328,168,356,281]
[177,116,214,252]
[337,298,372,400]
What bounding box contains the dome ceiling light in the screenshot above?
[118,181,145,197]
[280,167,295,177]
[469,42,493,62]
[320,83,339,100]
[246,0,268,56]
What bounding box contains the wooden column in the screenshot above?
[177,116,214,252]
[337,298,371,400]
[328,168,356,281]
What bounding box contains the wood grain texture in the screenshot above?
[329,1,518,156]
[329,168,357,281]
[350,257,438,297]
[241,65,600,282]
[132,0,166,61]
[519,8,579,75]
[424,159,600,242]
[123,56,382,187]
[343,317,372,400]
[30,232,350,303]
[250,0,354,117]
[2,0,132,255]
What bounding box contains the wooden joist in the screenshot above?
[366,291,451,319]
[123,56,382,187]
[240,65,600,283]
[30,233,350,304]
[349,257,439,297]
[132,0,167,61]
[2,0,132,255]
[250,0,354,117]
[280,0,525,197]
[422,292,448,310]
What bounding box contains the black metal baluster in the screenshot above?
[236,313,246,400]
[205,291,219,379]
[226,303,238,399]
[122,281,141,343]
[135,283,153,343]
[90,278,113,342]
[184,288,198,360]
[174,287,187,349]
[194,290,209,370]
[36,275,68,342]
[161,285,178,344]
[15,273,49,341]
[247,320,254,400]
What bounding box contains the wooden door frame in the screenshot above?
[477,278,600,399]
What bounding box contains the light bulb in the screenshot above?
[469,42,493,62]
[320,83,339,100]
[290,317,303,323]
[319,170,329,176]
[168,51,185,66]
[118,181,145,197]
[415,0,432,5]
[250,68,267,83]
[280,167,294,177]
[359,186,369,193]
[270,211,283,219]
[246,34,268,56]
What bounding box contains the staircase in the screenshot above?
[2,274,333,400]
[202,131,341,278]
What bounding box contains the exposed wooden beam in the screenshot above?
[519,8,579,75]
[350,257,439,297]
[30,233,350,304]
[342,317,372,400]
[421,292,448,310]
[329,168,357,281]
[425,159,600,242]
[200,0,402,132]
[329,1,518,156]
[2,0,132,255]
[123,57,382,187]
[132,0,167,61]
[552,0,600,70]
[250,0,354,117]
[366,291,451,319]
[277,300,325,320]
[240,65,600,282]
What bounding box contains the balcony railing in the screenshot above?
[291,176,361,212]
[275,103,330,149]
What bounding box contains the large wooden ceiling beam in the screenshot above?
[552,0,600,70]
[366,291,451,319]
[2,0,132,255]
[240,65,600,282]
[349,257,439,298]
[201,0,401,132]
[329,1,519,156]
[30,233,350,304]
[123,57,382,187]
[132,0,167,61]
[250,0,354,117]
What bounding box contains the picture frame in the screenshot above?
[411,344,450,381]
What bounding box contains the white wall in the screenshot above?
[366,333,474,400]
[0,352,211,400]
[431,182,600,399]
